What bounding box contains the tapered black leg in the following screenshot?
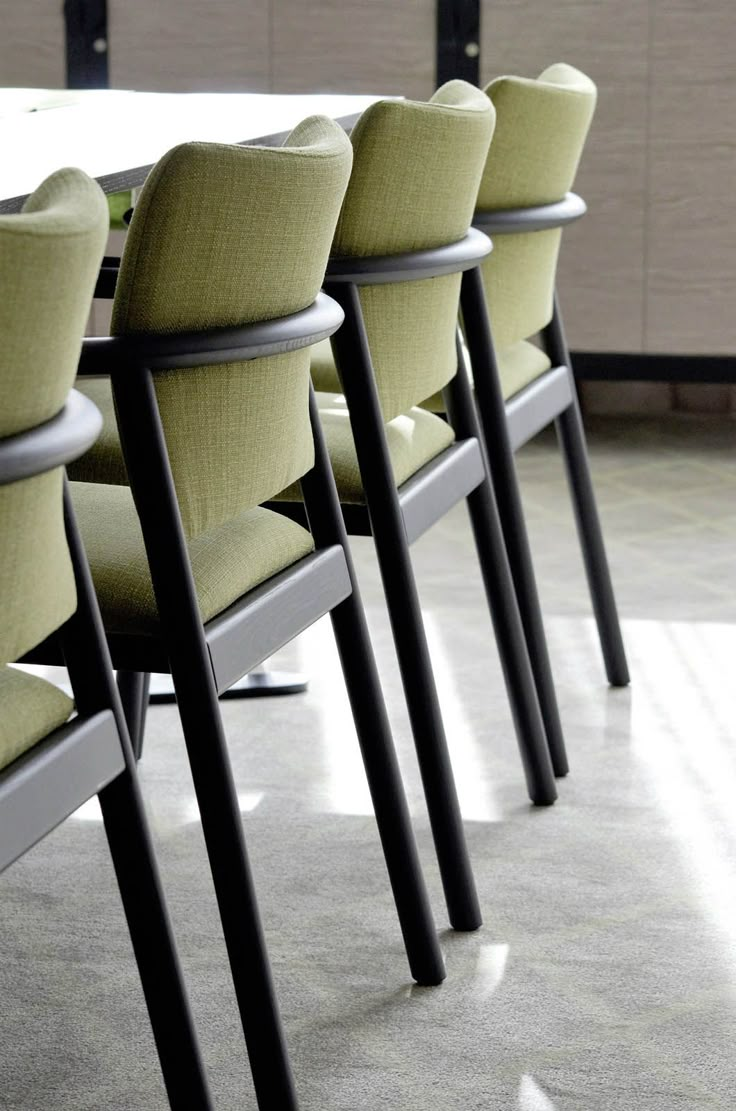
[302,388,446,983]
[461,267,569,777]
[543,296,630,687]
[443,341,558,805]
[112,369,299,1110]
[60,484,214,1111]
[170,659,299,1109]
[117,670,150,761]
[325,281,482,932]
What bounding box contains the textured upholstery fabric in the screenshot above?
[0,169,109,664]
[71,482,315,635]
[103,117,352,539]
[330,83,495,422]
[107,191,132,230]
[69,378,128,485]
[276,391,455,505]
[0,667,73,773]
[422,339,552,412]
[476,64,597,352]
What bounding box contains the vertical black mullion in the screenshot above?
[64,0,109,89]
[436,0,481,87]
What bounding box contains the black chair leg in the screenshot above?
[326,282,481,933]
[170,657,300,1110]
[461,268,570,777]
[60,484,214,1110]
[98,771,215,1110]
[443,340,558,805]
[117,670,151,761]
[543,297,630,687]
[302,388,446,984]
[111,369,299,1109]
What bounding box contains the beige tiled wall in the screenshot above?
[4,1,734,412]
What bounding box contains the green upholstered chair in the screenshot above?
[276,83,562,936]
[463,63,629,690]
[41,121,444,1108]
[0,169,212,1110]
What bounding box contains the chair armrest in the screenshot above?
[473,191,586,235]
[77,291,344,375]
[325,227,491,286]
[0,390,102,484]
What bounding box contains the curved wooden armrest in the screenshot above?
[473,192,586,234]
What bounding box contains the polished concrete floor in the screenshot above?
[2,414,735,1109]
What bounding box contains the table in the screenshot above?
[0,89,382,212]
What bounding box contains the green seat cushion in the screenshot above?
[422,338,553,412]
[107,191,132,231]
[275,391,455,505]
[0,666,73,773]
[496,339,553,400]
[70,378,128,485]
[71,483,315,635]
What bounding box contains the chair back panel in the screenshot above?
[0,170,108,663]
[111,118,353,537]
[476,64,597,348]
[332,82,495,421]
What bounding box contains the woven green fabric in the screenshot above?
[422,338,552,411]
[0,169,109,664]
[0,666,73,773]
[71,482,315,635]
[69,378,128,485]
[276,391,455,505]
[107,191,132,231]
[331,82,495,422]
[476,64,597,351]
[103,118,352,539]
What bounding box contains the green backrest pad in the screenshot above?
[111,117,353,539]
[476,63,597,348]
[0,170,109,664]
[331,82,495,422]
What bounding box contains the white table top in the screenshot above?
[0,89,383,212]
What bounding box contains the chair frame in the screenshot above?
[0,390,213,1110]
[471,192,629,688]
[27,294,445,1110]
[274,227,561,935]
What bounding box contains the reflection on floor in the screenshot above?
[2,415,734,1110]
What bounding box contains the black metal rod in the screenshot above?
[117,670,150,761]
[59,482,214,1110]
[543,295,630,687]
[443,334,558,803]
[300,386,446,985]
[460,267,569,777]
[325,279,482,932]
[112,365,299,1110]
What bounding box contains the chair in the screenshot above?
[280,83,561,935]
[465,63,629,690]
[0,169,212,1109]
[38,120,444,1109]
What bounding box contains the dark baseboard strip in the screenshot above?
[572,351,736,385]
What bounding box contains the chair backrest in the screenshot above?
[0,169,108,664]
[476,63,597,349]
[111,117,353,538]
[331,82,495,421]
